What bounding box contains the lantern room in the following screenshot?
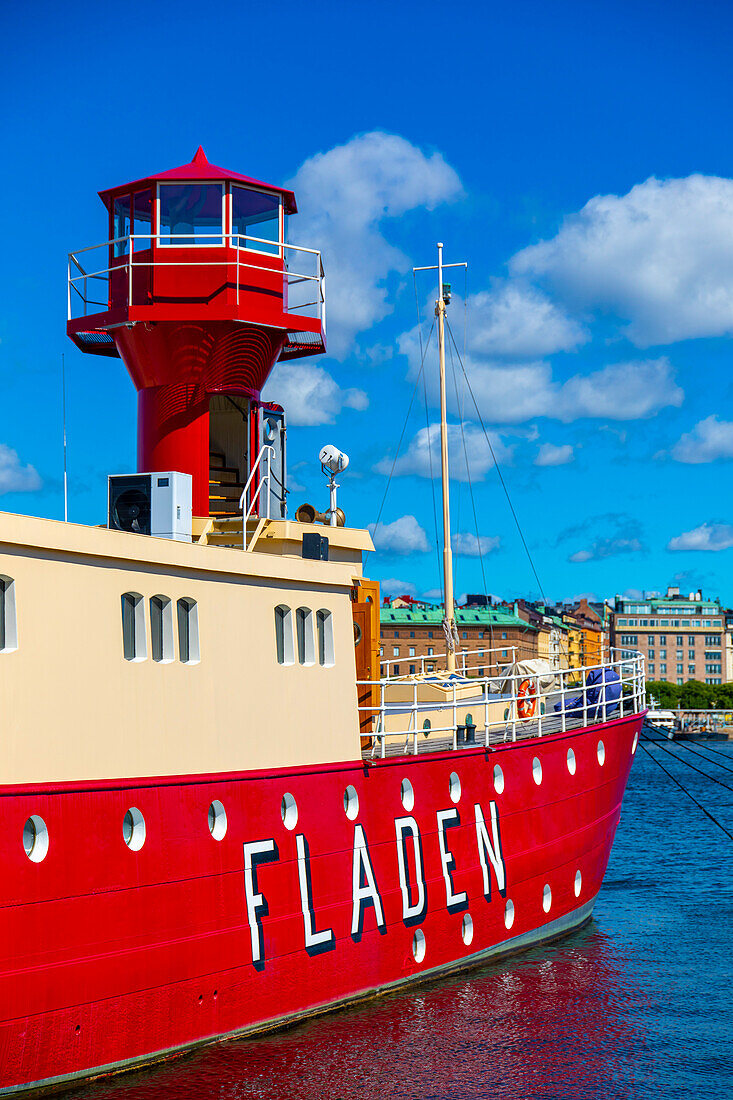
[67,147,326,518]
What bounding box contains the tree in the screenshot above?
[678,679,716,710]
[646,680,681,709]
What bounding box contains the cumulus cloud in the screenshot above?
[377,578,419,597]
[512,174,733,346]
[561,514,644,563]
[469,282,587,358]
[451,532,500,556]
[368,514,429,555]
[374,422,513,481]
[399,320,682,424]
[0,445,41,494]
[263,362,367,425]
[289,132,462,357]
[667,522,733,552]
[535,442,574,467]
[670,415,733,463]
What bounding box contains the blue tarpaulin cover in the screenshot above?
[554,667,621,720]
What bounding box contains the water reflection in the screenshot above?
[74,922,647,1100]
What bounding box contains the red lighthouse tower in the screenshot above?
[67,147,325,517]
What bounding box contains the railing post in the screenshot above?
[560,668,566,733]
[381,680,386,760]
[537,675,542,736]
[512,671,517,742]
[413,681,418,755]
[484,677,489,748]
[452,684,458,751]
[582,668,588,728]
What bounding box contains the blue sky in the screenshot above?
[3,0,733,605]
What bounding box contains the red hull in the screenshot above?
[0,713,642,1093]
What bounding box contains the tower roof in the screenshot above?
[98,146,298,214]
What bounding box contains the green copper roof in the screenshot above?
[379,607,535,630]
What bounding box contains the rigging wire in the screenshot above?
[638,740,733,841]
[657,735,733,775]
[640,734,733,793]
[365,321,436,566]
[674,736,733,763]
[445,318,547,604]
[414,274,443,601]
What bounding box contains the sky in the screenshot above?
[3,0,733,606]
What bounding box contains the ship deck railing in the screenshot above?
[67,232,325,328]
[357,650,645,760]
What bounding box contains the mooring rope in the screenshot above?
[639,739,733,841]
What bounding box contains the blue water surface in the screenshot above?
[74,738,733,1100]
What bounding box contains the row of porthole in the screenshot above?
[410,870,584,961]
[20,733,641,862]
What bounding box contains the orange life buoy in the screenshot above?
[517,678,537,719]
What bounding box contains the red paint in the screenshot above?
[0,714,642,1093]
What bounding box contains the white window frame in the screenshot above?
[177,598,200,664]
[0,575,18,653]
[316,609,334,668]
[275,604,294,666]
[230,184,283,257]
[156,182,226,248]
[296,607,315,667]
[150,595,174,663]
[121,592,147,662]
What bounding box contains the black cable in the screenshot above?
[641,735,733,792]
[445,318,547,603]
[662,735,733,775]
[677,736,733,763]
[638,740,733,841]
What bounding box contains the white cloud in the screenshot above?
[368,514,429,555]
[452,532,500,557]
[512,174,733,345]
[564,516,644,562]
[535,442,574,467]
[0,445,41,494]
[569,535,643,563]
[469,282,587,358]
[667,523,733,552]
[374,422,514,481]
[670,415,733,464]
[263,361,367,425]
[377,578,419,597]
[289,132,462,357]
[400,322,682,424]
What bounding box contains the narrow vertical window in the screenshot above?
[275,605,294,666]
[0,576,18,653]
[177,598,200,664]
[150,595,174,663]
[121,592,146,661]
[296,607,315,666]
[317,609,334,667]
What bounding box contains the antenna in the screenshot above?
[61,353,68,522]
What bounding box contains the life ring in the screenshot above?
[517,678,537,719]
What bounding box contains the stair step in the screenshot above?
[209,484,243,500]
[209,469,241,485]
[209,452,226,469]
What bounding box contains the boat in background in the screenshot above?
[0,149,645,1094]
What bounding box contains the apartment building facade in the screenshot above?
[611,587,728,684]
[379,606,538,676]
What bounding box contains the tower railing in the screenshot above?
[239,444,274,551]
[67,234,325,329]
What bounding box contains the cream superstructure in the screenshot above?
[0,511,373,785]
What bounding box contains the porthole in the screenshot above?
[597,740,606,766]
[493,764,505,795]
[23,815,49,863]
[449,771,461,804]
[532,757,542,785]
[208,799,227,841]
[281,792,298,830]
[632,731,639,755]
[504,899,515,930]
[461,913,474,946]
[543,884,552,913]
[574,869,582,897]
[412,928,426,963]
[343,785,359,820]
[123,807,146,851]
[401,778,414,812]
[503,707,510,721]
[422,719,431,738]
[567,748,576,775]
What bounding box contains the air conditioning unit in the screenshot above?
[108,472,192,542]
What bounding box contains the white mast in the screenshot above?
[413,245,467,674]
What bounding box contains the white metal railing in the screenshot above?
[237,444,274,550]
[67,233,325,330]
[379,644,520,678]
[357,650,645,759]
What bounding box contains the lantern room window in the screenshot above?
[113,195,131,258]
[231,186,281,254]
[113,190,153,257]
[158,183,224,246]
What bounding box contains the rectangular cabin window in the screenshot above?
[132,189,153,253]
[317,609,334,667]
[121,592,146,661]
[231,186,281,255]
[158,183,224,246]
[296,607,315,666]
[0,576,18,652]
[150,595,174,663]
[113,195,131,257]
[177,598,200,664]
[274,605,294,666]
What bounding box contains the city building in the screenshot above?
[611,587,727,684]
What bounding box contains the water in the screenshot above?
[72,739,733,1100]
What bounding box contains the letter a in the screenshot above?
[351,824,385,938]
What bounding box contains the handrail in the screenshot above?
[239,445,274,550]
[357,651,645,758]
